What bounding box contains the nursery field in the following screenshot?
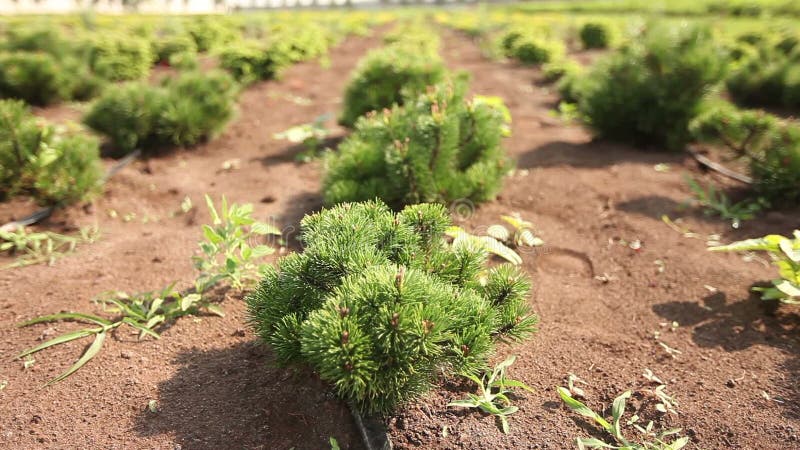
[1,4,800,450]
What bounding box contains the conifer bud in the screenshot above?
[343,361,353,372]
[460,344,470,356]
[341,331,350,344]
[391,312,400,328]
[339,307,350,318]
[395,266,405,291]
[422,320,434,335]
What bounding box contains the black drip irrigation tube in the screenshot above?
[0,149,142,233]
[350,405,393,450]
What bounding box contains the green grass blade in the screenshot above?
[557,387,611,430]
[122,317,161,340]
[16,328,97,358]
[46,330,107,385]
[18,312,111,327]
[497,379,535,393]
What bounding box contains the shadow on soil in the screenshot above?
[653,290,800,419]
[517,141,687,170]
[134,341,363,450]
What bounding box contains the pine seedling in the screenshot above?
[325,76,513,208]
[448,355,534,433]
[557,387,689,450]
[247,200,537,414]
[709,230,800,304]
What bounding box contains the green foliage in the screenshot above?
[326,77,511,208]
[448,355,533,433]
[579,22,615,49]
[154,33,197,65]
[511,35,565,65]
[273,114,331,163]
[187,17,239,52]
[2,26,68,54]
[193,195,281,291]
[725,46,800,109]
[217,41,285,84]
[157,71,239,147]
[338,43,446,127]
[446,214,545,266]
[218,27,328,84]
[710,230,800,304]
[247,200,537,414]
[684,177,766,228]
[84,71,238,153]
[575,24,726,150]
[542,58,583,84]
[83,82,166,153]
[0,52,67,106]
[558,387,689,450]
[689,101,800,203]
[0,225,99,269]
[0,100,102,205]
[88,34,154,81]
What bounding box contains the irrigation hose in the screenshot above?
[0,149,143,233]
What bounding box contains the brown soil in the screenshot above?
[1,27,799,450]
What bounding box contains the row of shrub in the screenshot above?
[539,23,799,205]
[0,100,102,205]
[217,24,331,85]
[0,13,378,107]
[246,24,531,416]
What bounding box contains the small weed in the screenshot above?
[17,195,279,385]
[710,230,800,304]
[558,386,689,450]
[447,214,544,265]
[273,114,331,163]
[0,225,99,269]
[448,355,534,434]
[194,195,281,291]
[685,176,767,228]
[329,437,340,450]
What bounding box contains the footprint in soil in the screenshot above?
[536,248,594,278]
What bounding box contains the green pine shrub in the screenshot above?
[726,42,800,109]
[88,34,154,81]
[2,26,67,55]
[690,100,800,203]
[84,71,238,153]
[187,17,239,52]
[575,24,726,149]
[246,200,537,414]
[217,41,285,84]
[579,22,614,49]
[541,58,583,84]
[0,100,102,205]
[338,45,446,127]
[0,52,68,105]
[326,77,511,208]
[154,33,197,65]
[156,71,239,147]
[509,35,565,65]
[83,82,167,153]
